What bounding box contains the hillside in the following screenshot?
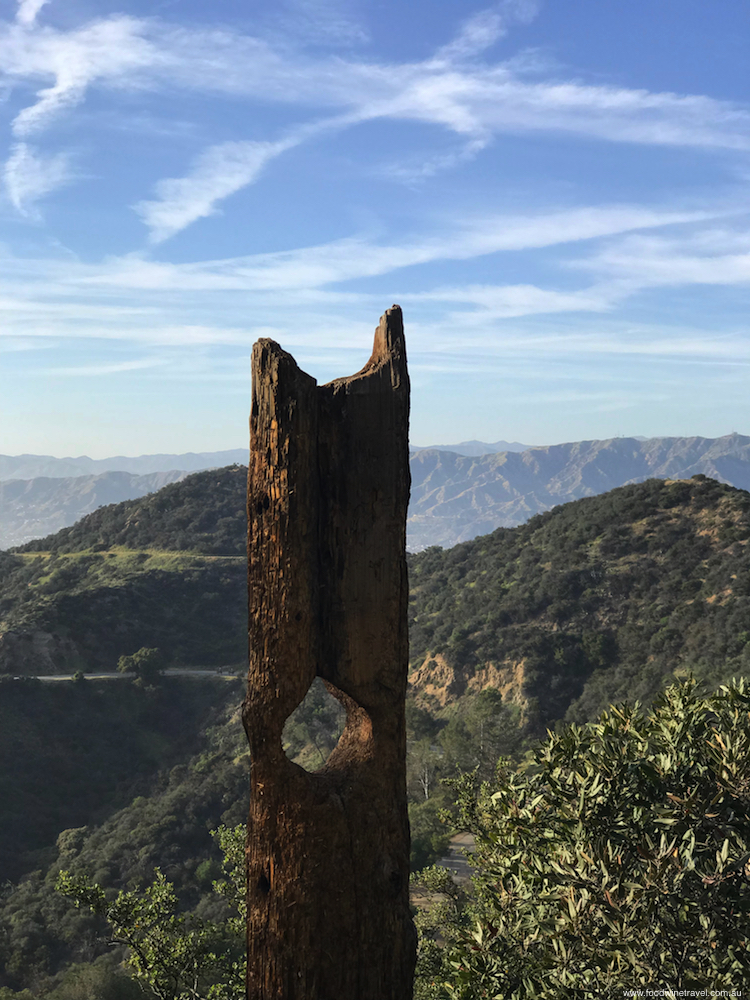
[17,466,247,557]
[0,675,242,883]
[409,475,750,725]
[0,679,250,994]
[0,672,348,994]
[4,468,750,727]
[0,470,190,549]
[0,468,247,674]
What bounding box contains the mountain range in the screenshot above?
[0,449,248,480]
[408,473,750,726]
[410,438,530,456]
[408,432,750,548]
[4,434,750,550]
[0,444,524,480]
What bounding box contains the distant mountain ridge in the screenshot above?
[411,439,530,456]
[0,449,248,481]
[4,434,750,551]
[408,433,750,549]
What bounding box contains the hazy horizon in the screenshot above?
[7,429,750,464]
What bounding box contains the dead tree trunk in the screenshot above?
[243,306,416,1000]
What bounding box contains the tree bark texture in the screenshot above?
[244,306,416,1000]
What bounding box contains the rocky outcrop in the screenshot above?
[409,652,528,709]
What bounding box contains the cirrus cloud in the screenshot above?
[3,141,73,217]
[133,138,302,244]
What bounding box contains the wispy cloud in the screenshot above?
[574,227,750,288]
[409,282,615,320]
[379,137,488,184]
[133,138,300,243]
[3,142,73,217]
[0,335,54,352]
[127,5,750,236]
[99,204,713,290]
[401,221,750,323]
[1,16,160,136]
[434,1,539,62]
[0,198,746,377]
[0,2,745,247]
[16,0,49,28]
[147,21,750,154]
[0,200,741,367]
[0,6,747,165]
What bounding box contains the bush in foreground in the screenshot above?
[416,679,750,998]
[56,826,245,1000]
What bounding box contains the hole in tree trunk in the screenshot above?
[282,677,346,771]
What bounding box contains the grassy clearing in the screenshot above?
[17,547,243,563]
[16,549,244,594]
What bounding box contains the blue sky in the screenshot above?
[0,0,749,457]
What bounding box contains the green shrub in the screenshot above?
[56,825,246,1000]
[423,680,750,997]
[117,648,166,685]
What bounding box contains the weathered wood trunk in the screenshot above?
[243,306,416,1000]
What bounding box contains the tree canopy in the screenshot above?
[117,647,167,685]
